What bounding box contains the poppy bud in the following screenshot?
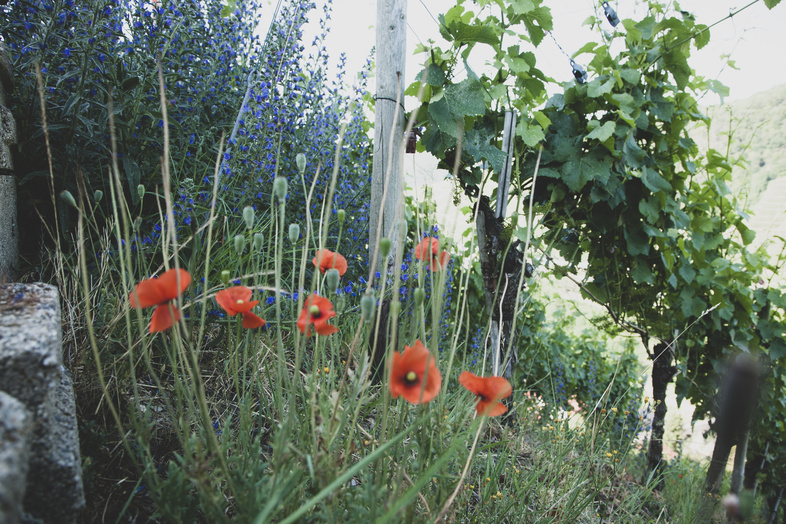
[243,206,255,229]
[380,238,391,258]
[133,217,142,232]
[390,299,400,320]
[253,233,264,251]
[335,295,346,313]
[60,190,77,209]
[326,268,340,293]
[288,223,300,244]
[414,287,426,307]
[273,176,288,201]
[221,270,231,285]
[360,293,375,322]
[397,219,407,243]
[337,209,345,224]
[296,153,306,174]
[234,234,245,256]
[94,190,103,203]
[137,184,145,201]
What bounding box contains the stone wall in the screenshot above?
[0,43,84,523]
[0,42,18,282]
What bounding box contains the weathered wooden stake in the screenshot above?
[371,0,406,273]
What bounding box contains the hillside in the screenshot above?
[704,84,786,245]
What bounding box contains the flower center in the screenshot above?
[405,371,418,384]
[309,304,321,317]
[236,299,244,304]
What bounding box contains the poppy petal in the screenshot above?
[313,249,348,276]
[298,295,338,336]
[130,278,167,309]
[241,311,266,329]
[389,340,441,404]
[149,303,180,332]
[459,371,512,417]
[215,286,255,316]
[435,251,450,271]
[156,268,192,301]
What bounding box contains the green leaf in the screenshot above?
[122,156,141,205]
[631,262,654,285]
[463,127,508,174]
[768,338,786,360]
[624,225,650,256]
[663,48,691,90]
[649,88,674,122]
[587,77,614,98]
[539,167,560,180]
[517,119,545,147]
[449,22,499,46]
[510,0,536,14]
[521,6,553,46]
[574,41,599,57]
[443,78,486,117]
[586,120,616,142]
[620,69,641,85]
[611,93,636,114]
[545,94,565,111]
[424,64,446,86]
[428,97,461,137]
[421,125,456,157]
[623,135,646,169]
[639,197,660,224]
[694,24,710,49]
[707,79,730,103]
[561,154,612,192]
[678,263,696,284]
[641,167,673,194]
[532,110,551,129]
[737,223,756,245]
[765,0,782,8]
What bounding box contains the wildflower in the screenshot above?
[129,268,191,333]
[297,295,339,336]
[214,286,266,329]
[459,371,512,417]
[414,237,450,271]
[313,249,348,276]
[389,340,442,404]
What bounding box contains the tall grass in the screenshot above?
[54,76,734,522]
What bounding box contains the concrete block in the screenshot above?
[23,370,85,523]
[0,391,32,524]
[0,42,13,102]
[0,284,62,409]
[0,283,85,523]
[0,105,16,149]
[0,176,18,282]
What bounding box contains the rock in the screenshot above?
[0,283,85,523]
[0,391,32,524]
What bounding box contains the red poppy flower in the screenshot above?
[389,340,442,404]
[215,286,266,329]
[129,268,191,333]
[414,237,450,271]
[459,371,512,417]
[312,249,348,276]
[297,295,338,336]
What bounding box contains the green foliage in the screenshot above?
[410,0,786,508]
